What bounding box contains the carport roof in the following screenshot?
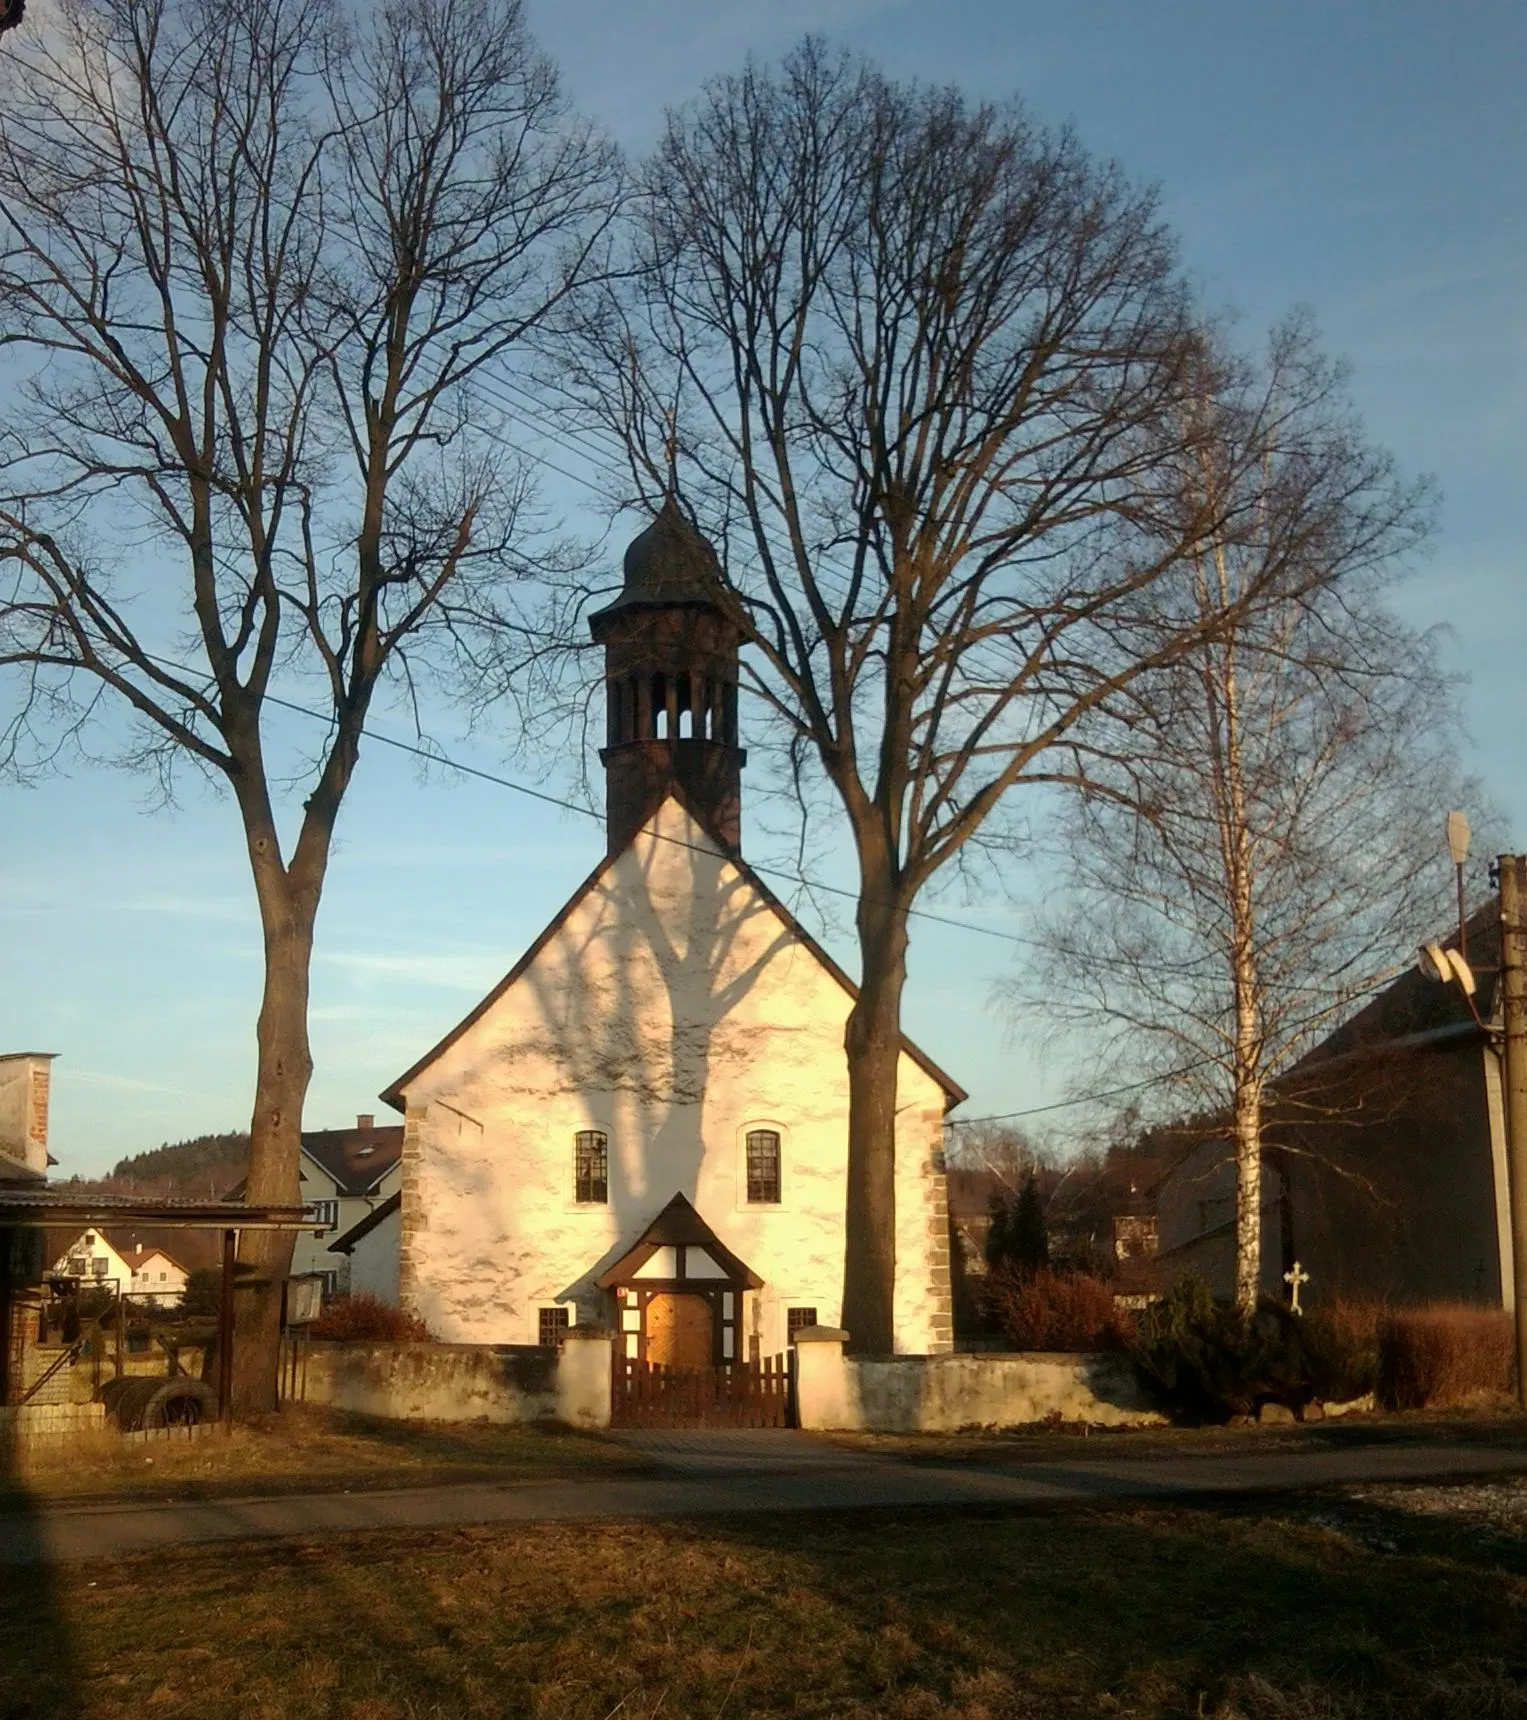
[0,1189,311,1230]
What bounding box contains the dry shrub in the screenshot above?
[309,1291,432,1343]
[1378,1303,1515,1409]
[981,1264,1132,1352]
[1301,1299,1382,1403]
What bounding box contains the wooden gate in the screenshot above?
[612,1353,792,1429]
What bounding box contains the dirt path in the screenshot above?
[4,1430,1527,1566]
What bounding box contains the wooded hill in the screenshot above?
[56,1131,250,1199]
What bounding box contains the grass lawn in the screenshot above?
[1,1492,1524,1719]
[4,1406,648,1505]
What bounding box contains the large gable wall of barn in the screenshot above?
[394,798,953,1355]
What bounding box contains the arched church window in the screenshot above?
[574,1131,608,1204]
[745,1130,781,1204]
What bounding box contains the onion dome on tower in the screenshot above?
[589,500,747,856]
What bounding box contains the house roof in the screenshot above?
[380,788,966,1112]
[0,1190,311,1230]
[328,1191,401,1256]
[224,1121,405,1202]
[118,1245,186,1275]
[594,1192,763,1289]
[299,1122,405,1197]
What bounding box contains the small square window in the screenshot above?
[574,1131,608,1204]
[745,1130,781,1204]
[786,1306,818,1342]
[539,1307,570,1348]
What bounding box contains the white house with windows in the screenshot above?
[47,1231,187,1306]
[382,505,964,1366]
[232,1117,403,1298]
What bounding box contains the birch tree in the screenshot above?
[1011,455,1463,1313]
[0,0,618,1405]
[561,42,1423,1351]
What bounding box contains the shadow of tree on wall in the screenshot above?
[538,817,797,1312]
[407,803,798,1341]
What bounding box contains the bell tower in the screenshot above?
[589,500,747,855]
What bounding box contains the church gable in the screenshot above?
[384,793,959,1118]
[391,799,828,1111]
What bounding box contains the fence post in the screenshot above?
[556,1329,614,1429]
[792,1327,855,1430]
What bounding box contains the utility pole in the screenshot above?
[1498,855,1527,1410]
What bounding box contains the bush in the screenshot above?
[981,1264,1132,1352]
[1132,1276,1281,1422]
[1300,1299,1382,1405]
[309,1292,432,1343]
[1131,1278,1379,1423]
[1378,1304,1514,1409]
[1132,1282,1513,1423]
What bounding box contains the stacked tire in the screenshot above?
[99,1376,217,1431]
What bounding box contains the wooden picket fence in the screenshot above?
[612,1353,793,1429]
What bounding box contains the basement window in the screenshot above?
[574,1131,609,1204]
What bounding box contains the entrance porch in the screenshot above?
[595,1193,791,1428]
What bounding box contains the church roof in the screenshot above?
[594,1192,762,1289]
[379,788,967,1113]
[588,499,732,629]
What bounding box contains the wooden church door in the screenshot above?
[645,1292,713,1369]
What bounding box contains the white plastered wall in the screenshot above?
[395,797,954,1354]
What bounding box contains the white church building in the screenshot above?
[382,504,964,1364]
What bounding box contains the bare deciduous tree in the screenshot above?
[0,0,618,1405]
[1009,471,1471,1313]
[564,41,1415,1351]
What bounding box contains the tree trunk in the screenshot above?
[230,846,320,1414]
[1232,1077,1263,1316]
[840,871,911,1357]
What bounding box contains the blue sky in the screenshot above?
[3,0,1523,1174]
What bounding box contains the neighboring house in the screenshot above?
[46,1228,187,1304]
[381,504,966,1364]
[293,1117,404,1295]
[1143,904,1512,1310]
[48,1227,134,1293]
[230,1115,403,1297]
[117,1244,188,1308]
[328,1192,401,1305]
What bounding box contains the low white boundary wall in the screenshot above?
[297,1331,613,1429]
[794,1329,1161,1431]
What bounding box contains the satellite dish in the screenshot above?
[1446,810,1472,867]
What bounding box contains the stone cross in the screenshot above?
[1283,1261,1309,1316]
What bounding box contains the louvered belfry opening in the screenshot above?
[589,501,747,854]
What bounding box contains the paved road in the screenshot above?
[3,1431,1525,1567]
